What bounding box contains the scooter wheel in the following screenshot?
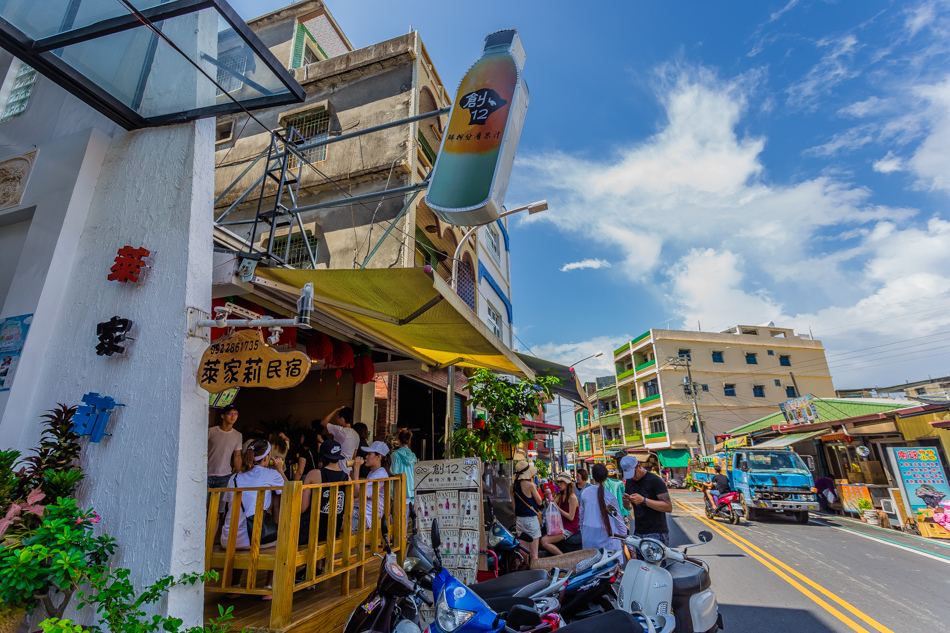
[730,510,740,525]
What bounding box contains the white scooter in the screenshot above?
[616,531,722,633]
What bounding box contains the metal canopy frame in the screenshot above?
[214,106,450,268]
[0,0,305,129]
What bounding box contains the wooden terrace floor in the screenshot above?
[205,564,380,633]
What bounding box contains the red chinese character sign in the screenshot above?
[108,246,150,283]
[198,329,310,393]
[425,29,529,226]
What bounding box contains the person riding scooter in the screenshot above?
[704,465,731,512]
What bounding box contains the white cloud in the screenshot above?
[908,76,950,191]
[665,249,790,330]
[530,336,627,386]
[786,35,861,110]
[560,259,611,272]
[873,152,905,173]
[838,97,889,118]
[511,61,950,386]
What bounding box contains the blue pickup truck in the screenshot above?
[695,448,819,523]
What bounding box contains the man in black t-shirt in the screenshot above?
[705,465,731,510]
[620,456,673,546]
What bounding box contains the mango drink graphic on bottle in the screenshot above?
[426,30,529,227]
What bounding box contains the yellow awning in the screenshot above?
[252,267,533,378]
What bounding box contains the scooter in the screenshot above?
[427,519,673,633]
[484,495,531,575]
[616,532,722,633]
[344,519,433,633]
[703,492,742,525]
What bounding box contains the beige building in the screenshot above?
[596,324,836,461]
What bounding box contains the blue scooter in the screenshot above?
[427,519,670,633]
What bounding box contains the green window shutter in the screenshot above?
[291,22,307,69]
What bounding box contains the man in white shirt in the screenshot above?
[320,405,359,476]
[208,405,243,496]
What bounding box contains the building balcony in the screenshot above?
[640,394,661,409]
[614,342,631,358]
[625,431,643,443]
[631,330,652,350]
[635,359,656,373]
[644,431,668,444]
[621,400,638,411]
[617,367,637,383]
[597,385,618,399]
[599,413,621,427]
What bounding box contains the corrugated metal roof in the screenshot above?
[727,398,914,435]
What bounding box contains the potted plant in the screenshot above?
[451,369,560,461]
[856,498,878,524]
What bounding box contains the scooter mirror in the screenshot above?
[698,530,713,543]
[431,518,442,550]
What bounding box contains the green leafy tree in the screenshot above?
[452,369,560,461]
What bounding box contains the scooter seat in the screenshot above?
[529,549,599,574]
[483,596,535,615]
[471,569,550,600]
[663,559,711,597]
[555,609,646,633]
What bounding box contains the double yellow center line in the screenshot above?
[674,500,894,633]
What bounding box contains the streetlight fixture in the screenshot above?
[444,200,549,458]
[558,351,603,473]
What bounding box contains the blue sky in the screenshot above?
[235,0,950,397]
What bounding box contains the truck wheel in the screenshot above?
[796,511,809,524]
[741,493,757,521]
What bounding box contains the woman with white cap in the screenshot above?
[220,438,287,600]
[511,459,544,560]
[352,440,392,533]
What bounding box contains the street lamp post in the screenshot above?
[558,351,603,472]
[444,200,548,458]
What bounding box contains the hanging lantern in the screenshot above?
[307,332,334,362]
[331,340,354,369]
[528,441,535,450]
[352,354,375,384]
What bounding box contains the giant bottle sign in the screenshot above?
[425,30,529,226]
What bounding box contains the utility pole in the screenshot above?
[668,355,708,456]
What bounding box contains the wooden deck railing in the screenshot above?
[206,474,407,630]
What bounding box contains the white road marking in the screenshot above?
[825,524,950,566]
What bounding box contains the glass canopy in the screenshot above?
[0,0,304,128]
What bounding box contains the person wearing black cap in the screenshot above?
[299,439,349,545]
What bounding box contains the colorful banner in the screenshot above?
[887,446,950,518]
[780,394,819,425]
[837,483,874,513]
[0,313,32,392]
[724,436,748,448]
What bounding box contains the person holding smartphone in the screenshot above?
[620,455,673,546]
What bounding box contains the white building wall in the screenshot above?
[0,59,213,627]
[476,217,513,348]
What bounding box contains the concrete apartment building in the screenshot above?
[210,1,531,456]
[577,324,836,464]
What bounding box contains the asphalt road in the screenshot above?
[666,491,950,633]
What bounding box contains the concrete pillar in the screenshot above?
[0,119,214,626]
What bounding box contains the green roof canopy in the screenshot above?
[657,449,691,468]
[727,398,915,436]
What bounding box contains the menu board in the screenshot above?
[413,458,481,590]
[887,447,950,518]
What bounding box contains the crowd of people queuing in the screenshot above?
[206,404,418,599]
[511,451,674,561]
[208,403,675,597]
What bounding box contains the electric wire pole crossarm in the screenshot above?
[444,200,549,458]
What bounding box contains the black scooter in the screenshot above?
[343,519,433,633]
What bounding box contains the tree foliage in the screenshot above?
[451,369,560,461]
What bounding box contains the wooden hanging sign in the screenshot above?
[198,329,309,393]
